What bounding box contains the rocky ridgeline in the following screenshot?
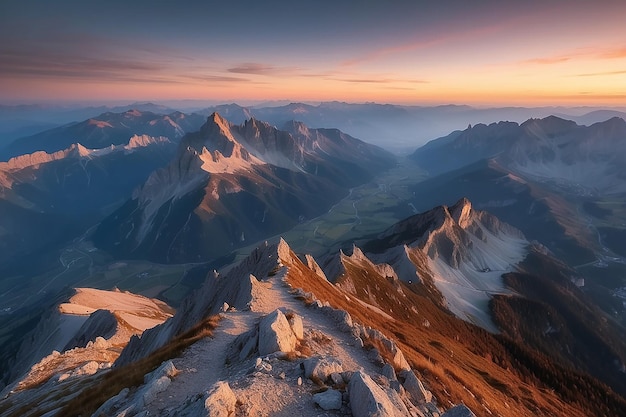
[94,284,476,417]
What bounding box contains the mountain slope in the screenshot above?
[93,113,395,263]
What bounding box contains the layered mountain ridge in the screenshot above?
[413,116,626,194]
[1,110,206,160]
[93,113,395,263]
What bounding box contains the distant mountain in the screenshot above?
[412,116,626,194]
[93,113,396,263]
[0,110,205,160]
[0,135,175,267]
[565,110,626,126]
[409,116,626,329]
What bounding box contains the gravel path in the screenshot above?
[147,273,381,416]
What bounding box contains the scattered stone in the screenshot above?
[221,302,230,312]
[258,309,297,355]
[297,377,303,386]
[313,389,342,411]
[441,404,477,417]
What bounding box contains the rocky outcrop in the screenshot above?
[258,309,297,355]
[348,370,409,417]
[203,381,237,417]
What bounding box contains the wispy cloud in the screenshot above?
[182,74,252,83]
[329,77,429,84]
[227,63,301,76]
[523,56,571,65]
[575,69,626,77]
[521,45,626,66]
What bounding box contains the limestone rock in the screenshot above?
[313,389,342,411]
[303,357,343,382]
[204,381,237,417]
[400,370,432,404]
[348,370,409,417]
[145,360,178,383]
[288,314,304,340]
[258,309,297,355]
[142,376,171,406]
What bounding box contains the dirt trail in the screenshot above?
[146,272,382,416]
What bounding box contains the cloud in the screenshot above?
[227,63,301,76]
[523,56,571,65]
[329,77,429,84]
[521,45,626,66]
[575,70,626,77]
[182,74,252,83]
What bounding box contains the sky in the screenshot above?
[1,0,625,106]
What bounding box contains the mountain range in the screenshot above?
[0,106,625,417]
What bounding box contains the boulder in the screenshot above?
[381,363,396,381]
[142,376,171,406]
[258,309,296,355]
[204,381,237,417]
[400,370,432,404]
[144,360,178,383]
[303,357,343,382]
[313,389,343,410]
[441,404,477,417]
[348,370,409,417]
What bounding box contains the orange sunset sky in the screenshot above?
[1,0,625,106]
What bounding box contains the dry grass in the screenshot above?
[57,315,220,417]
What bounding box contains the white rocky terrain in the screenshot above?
[1,288,173,404]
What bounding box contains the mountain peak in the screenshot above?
[449,197,473,228]
[207,112,231,131]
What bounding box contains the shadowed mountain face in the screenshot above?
[0,110,206,160]
[412,116,626,194]
[93,113,396,263]
[0,136,176,268]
